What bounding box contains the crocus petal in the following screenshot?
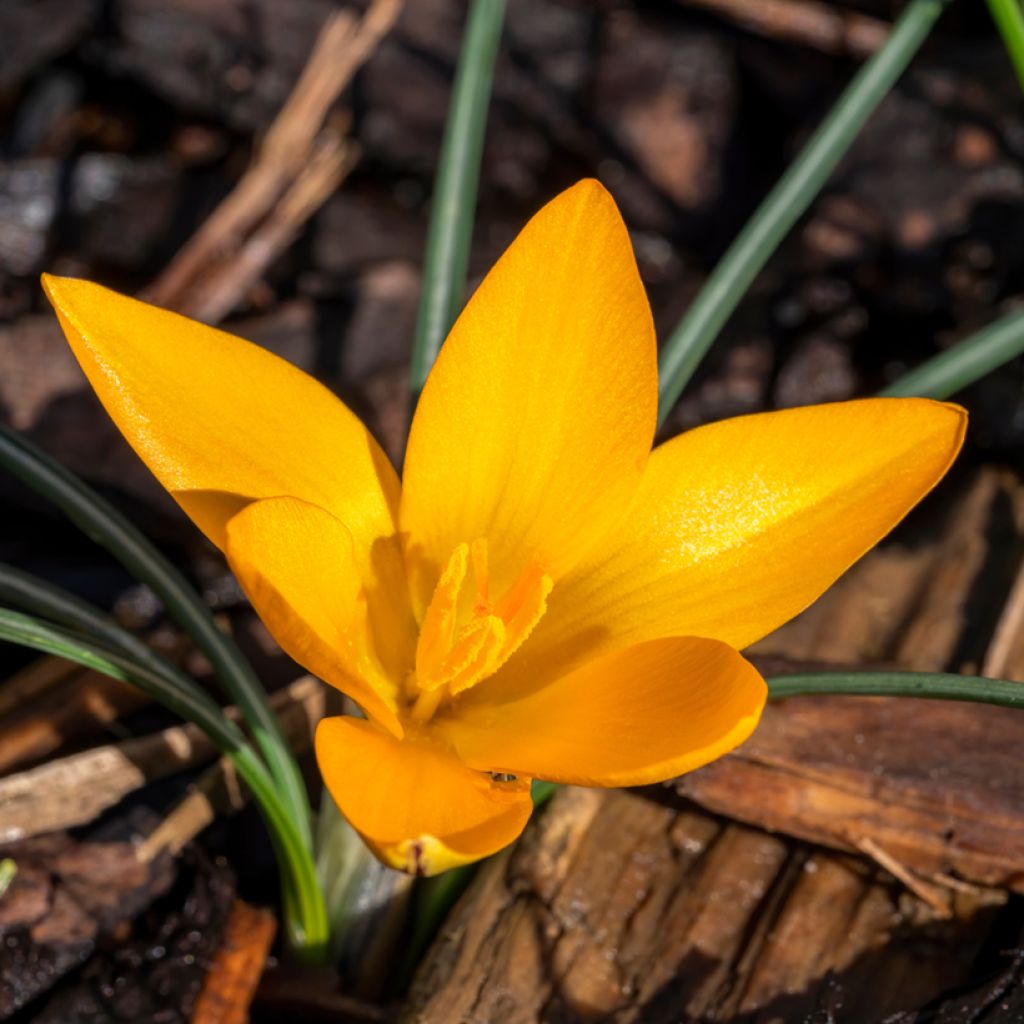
[440,637,765,787]
[498,398,966,689]
[42,276,401,562]
[224,497,407,737]
[315,716,533,876]
[400,180,657,612]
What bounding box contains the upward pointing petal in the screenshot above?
[400,180,657,613]
[42,276,402,564]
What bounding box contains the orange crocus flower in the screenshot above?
[43,181,966,876]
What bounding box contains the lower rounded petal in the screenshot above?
[400,180,657,610]
[441,636,766,787]
[315,716,534,876]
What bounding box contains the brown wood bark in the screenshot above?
[673,468,1024,896]
[405,469,1024,1022]
[675,693,1024,896]
[0,665,148,775]
[676,0,888,57]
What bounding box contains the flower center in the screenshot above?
[407,539,552,723]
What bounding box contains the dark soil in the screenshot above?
[1,811,235,1023]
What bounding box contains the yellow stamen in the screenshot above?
[414,542,469,687]
[470,538,490,610]
[410,540,553,716]
[446,615,506,696]
[496,560,553,653]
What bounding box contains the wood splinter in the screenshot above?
[189,900,277,1024]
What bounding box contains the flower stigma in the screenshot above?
[407,538,553,724]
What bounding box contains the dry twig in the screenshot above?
[0,665,147,775]
[0,656,74,718]
[136,677,325,861]
[855,836,953,918]
[677,0,888,57]
[982,559,1024,677]
[0,676,323,844]
[145,0,403,322]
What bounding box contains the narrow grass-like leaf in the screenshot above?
[657,0,953,426]
[0,859,15,899]
[531,779,557,807]
[409,0,506,394]
[988,0,1024,92]
[767,670,1024,707]
[879,305,1024,399]
[0,424,312,849]
[0,606,236,737]
[0,607,329,958]
[0,562,194,689]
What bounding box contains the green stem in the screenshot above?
[767,670,1024,707]
[987,0,1024,92]
[0,606,226,724]
[399,779,556,990]
[879,305,1024,398]
[409,0,506,395]
[397,864,476,994]
[0,424,312,850]
[657,0,952,426]
[0,607,329,958]
[314,791,377,962]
